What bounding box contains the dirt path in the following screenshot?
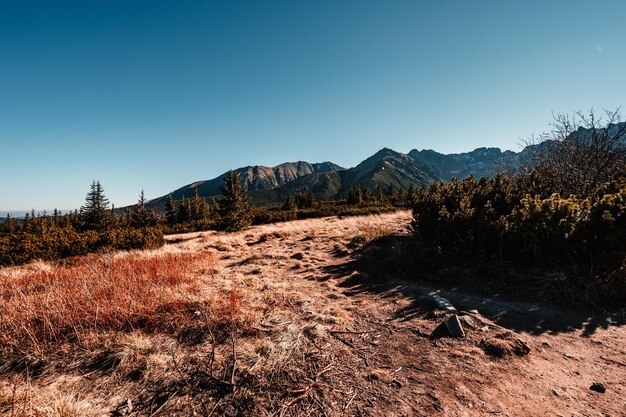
[165,211,626,416]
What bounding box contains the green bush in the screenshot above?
[0,227,164,267]
[411,174,626,304]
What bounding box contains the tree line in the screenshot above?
[0,168,414,266]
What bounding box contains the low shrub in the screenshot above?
[0,227,164,267]
[411,174,626,304]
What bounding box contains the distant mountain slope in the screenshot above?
[150,161,343,205]
[274,148,442,201]
[407,147,522,180]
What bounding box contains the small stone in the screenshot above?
[590,382,606,393]
[516,338,531,354]
[444,314,466,338]
[430,314,465,339]
[552,388,563,397]
[563,353,576,359]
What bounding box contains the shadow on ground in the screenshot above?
[323,236,626,337]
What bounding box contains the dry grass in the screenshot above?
[0,252,215,358]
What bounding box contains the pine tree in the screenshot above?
[208,198,220,217]
[347,185,363,205]
[361,186,370,202]
[295,187,314,209]
[282,192,296,211]
[23,212,31,232]
[375,183,385,204]
[130,190,157,228]
[219,170,252,231]
[177,196,189,223]
[164,195,177,226]
[52,208,60,228]
[81,180,113,231]
[407,183,418,204]
[189,189,210,224]
[0,214,19,234]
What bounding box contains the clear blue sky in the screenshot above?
[1,1,625,212]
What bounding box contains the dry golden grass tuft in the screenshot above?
[0,252,215,361]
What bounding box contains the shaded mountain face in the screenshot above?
[273,148,442,203]
[407,147,523,181]
[150,161,343,205]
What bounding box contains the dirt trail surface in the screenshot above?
[165,211,626,416]
[2,211,625,416]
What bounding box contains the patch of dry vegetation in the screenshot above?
[0,252,215,355]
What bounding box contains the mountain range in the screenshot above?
[149,146,526,207]
[149,122,625,207]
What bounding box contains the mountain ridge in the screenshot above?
[151,122,626,207]
[149,145,522,207]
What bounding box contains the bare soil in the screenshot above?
[1,211,625,416]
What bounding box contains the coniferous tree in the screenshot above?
[81,180,113,231]
[0,214,19,234]
[208,197,220,224]
[407,183,418,205]
[189,189,210,224]
[52,208,60,228]
[361,186,370,202]
[295,187,314,209]
[375,183,385,204]
[347,185,363,205]
[219,170,252,231]
[23,212,31,232]
[130,190,157,228]
[178,196,189,224]
[282,192,296,211]
[164,195,177,226]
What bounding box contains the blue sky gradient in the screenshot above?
[1,1,625,211]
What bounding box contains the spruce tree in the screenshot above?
[190,189,210,224]
[130,190,157,228]
[295,186,314,209]
[23,212,31,232]
[219,170,252,231]
[375,183,385,204]
[407,183,418,204]
[347,185,363,205]
[81,180,113,231]
[282,192,296,211]
[164,195,177,226]
[208,198,220,217]
[177,196,189,223]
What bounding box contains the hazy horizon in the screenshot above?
[2,1,625,210]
